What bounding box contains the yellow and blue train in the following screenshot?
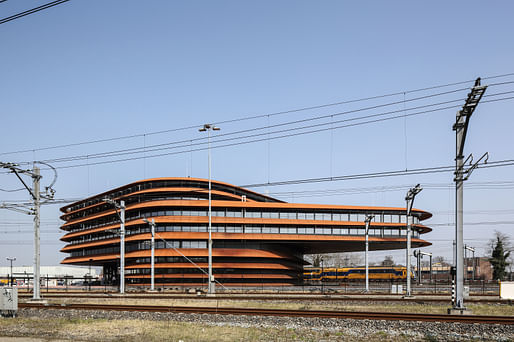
[304,266,413,282]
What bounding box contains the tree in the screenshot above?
[490,233,511,281]
[307,254,331,267]
[311,254,323,268]
[381,255,394,266]
[433,256,447,265]
[331,252,362,267]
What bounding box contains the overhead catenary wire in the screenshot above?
[9,86,475,165]
[0,187,25,192]
[1,73,514,158]
[268,180,514,198]
[9,93,514,172]
[241,158,514,188]
[0,0,70,25]
[16,86,514,166]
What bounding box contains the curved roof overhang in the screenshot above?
[60,177,283,213]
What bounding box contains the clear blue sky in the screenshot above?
[1,1,513,267]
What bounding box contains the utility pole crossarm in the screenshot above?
[453,78,487,158]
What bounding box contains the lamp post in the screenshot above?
[199,124,220,295]
[364,215,375,292]
[405,184,422,297]
[143,218,156,291]
[6,257,16,286]
[103,198,126,294]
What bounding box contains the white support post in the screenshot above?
[151,219,155,291]
[120,200,125,294]
[33,166,41,300]
[364,214,374,293]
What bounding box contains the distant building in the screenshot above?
[59,177,432,287]
[0,265,98,281]
[418,257,494,281]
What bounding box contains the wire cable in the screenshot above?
[2,73,513,157]
[13,89,514,171]
[0,0,70,25]
[0,187,25,192]
[31,95,514,171]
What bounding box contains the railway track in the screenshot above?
[19,302,513,325]
[17,293,505,304]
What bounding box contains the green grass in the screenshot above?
[0,318,412,342]
[39,296,514,316]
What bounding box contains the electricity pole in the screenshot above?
[33,166,41,299]
[364,214,374,292]
[452,78,487,311]
[0,162,55,301]
[103,198,126,294]
[405,184,422,297]
[143,218,156,291]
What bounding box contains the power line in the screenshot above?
[2,73,513,157]
[0,187,25,192]
[10,86,475,165]
[429,221,514,227]
[0,0,70,25]
[17,86,514,166]
[241,159,514,189]
[269,180,514,198]
[34,94,469,165]
[9,94,513,173]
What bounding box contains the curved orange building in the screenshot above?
[59,178,432,287]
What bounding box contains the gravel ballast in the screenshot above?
[1,308,511,341]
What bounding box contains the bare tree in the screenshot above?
[433,256,447,265]
[381,255,394,266]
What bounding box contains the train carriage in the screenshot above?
[304,266,413,282]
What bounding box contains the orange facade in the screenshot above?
[59,178,432,287]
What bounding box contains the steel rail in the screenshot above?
[17,293,503,304]
[19,302,514,325]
